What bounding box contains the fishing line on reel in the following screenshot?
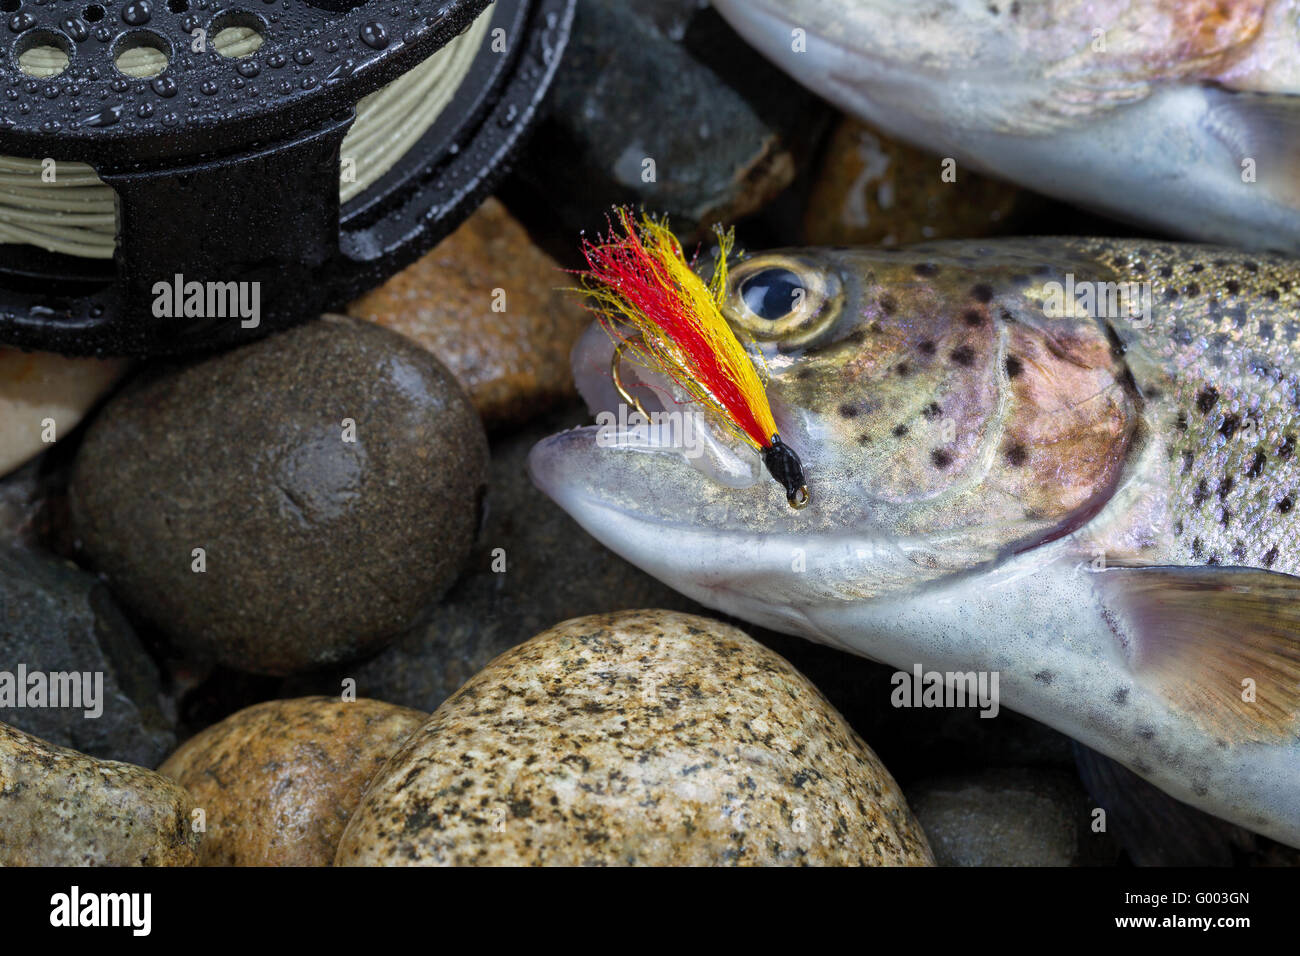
[0,13,492,258]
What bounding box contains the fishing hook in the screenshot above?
[610,337,654,422]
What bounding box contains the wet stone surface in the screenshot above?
[504,0,829,246]
[336,609,935,866]
[347,198,592,431]
[159,696,426,866]
[0,546,175,768]
[68,315,488,677]
[803,117,1029,247]
[906,768,1118,867]
[0,349,126,480]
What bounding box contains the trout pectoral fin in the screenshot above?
[1204,88,1300,208]
[1096,566,1300,743]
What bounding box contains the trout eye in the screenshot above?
[741,268,804,320]
[725,255,842,348]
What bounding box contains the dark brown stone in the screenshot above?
[69,315,488,676]
[804,118,1026,247]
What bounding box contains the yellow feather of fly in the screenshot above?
[582,210,778,450]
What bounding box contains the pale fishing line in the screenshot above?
[0,11,491,259]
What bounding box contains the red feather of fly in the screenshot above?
[578,216,773,449]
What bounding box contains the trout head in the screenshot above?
[530,243,1141,624]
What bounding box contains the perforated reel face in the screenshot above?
[2,0,494,162]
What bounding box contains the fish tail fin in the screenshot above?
[1094,566,1300,742]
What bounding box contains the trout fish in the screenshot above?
[529,237,1300,848]
[711,0,1300,253]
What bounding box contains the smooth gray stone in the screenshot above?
[507,0,828,244]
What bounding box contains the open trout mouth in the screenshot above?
[573,323,772,485]
[527,318,855,537]
[525,323,906,631]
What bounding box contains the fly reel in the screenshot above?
[0,0,572,356]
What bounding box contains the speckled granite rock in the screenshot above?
[0,547,175,767]
[159,697,425,866]
[803,117,1027,247]
[69,315,488,676]
[347,199,590,430]
[0,348,126,478]
[0,722,199,866]
[280,408,700,713]
[907,769,1101,867]
[336,610,933,866]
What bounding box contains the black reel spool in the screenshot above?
[0,0,573,356]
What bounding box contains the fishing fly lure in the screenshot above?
[576,208,809,509]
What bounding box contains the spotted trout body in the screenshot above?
[1085,240,1300,574]
[530,237,1300,846]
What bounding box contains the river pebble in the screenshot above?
[159,696,426,866]
[0,546,174,767]
[69,315,488,675]
[336,610,934,866]
[0,722,199,866]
